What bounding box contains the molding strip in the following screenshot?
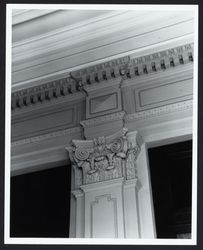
[11,126,81,147]
[80,111,125,128]
[126,99,193,122]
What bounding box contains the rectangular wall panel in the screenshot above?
[90,93,118,114]
[86,88,122,119]
[91,195,117,238]
[12,108,75,140]
[135,78,193,111]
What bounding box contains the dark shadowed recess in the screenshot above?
[148,140,192,239]
[10,165,71,237]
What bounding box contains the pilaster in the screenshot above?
[67,128,143,238]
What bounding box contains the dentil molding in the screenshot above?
[11,43,193,111]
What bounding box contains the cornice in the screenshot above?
[11,43,193,111]
[80,111,125,128]
[125,99,193,122]
[11,91,85,118]
[11,126,81,147]
[73,43,193,81]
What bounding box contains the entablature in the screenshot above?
[11,43,194,112]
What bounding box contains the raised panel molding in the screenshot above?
[90,93,118,114]
[80,177,126,238]
[12,107,76,140]
[11,96,86,141]
[90,195,118,238]
[135,77,193,111]
[87,91,122,119]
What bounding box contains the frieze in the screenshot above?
[11,100,192,147]
[67,128,143,188]
[11,126,82,147]
[80,111,125,128]
[11,43,194,110]
[125,100,193,122]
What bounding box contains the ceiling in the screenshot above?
[10,7,195,91]
[12,9,115,43]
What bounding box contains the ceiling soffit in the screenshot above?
[11,10,195,87]
[12,9,58,26]
[12,9,116,43]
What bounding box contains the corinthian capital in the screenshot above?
[66,128,143,188]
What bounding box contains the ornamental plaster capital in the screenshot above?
[66,128,143,188]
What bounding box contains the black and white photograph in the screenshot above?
[4,3,198,245]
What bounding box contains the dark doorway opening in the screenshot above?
[148,140,192,238]
[10,165,71,237]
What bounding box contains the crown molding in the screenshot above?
[121,62,193,90]
[73,43,193,84]
[11,126,81,147]
[80,111,125,128]
[125,99,193,122]
[11,90,85,118]
[12,34,194,91]
[11,43,194,112]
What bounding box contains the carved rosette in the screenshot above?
[67,128,143,188]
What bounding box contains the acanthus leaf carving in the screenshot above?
[67,128,143,187]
